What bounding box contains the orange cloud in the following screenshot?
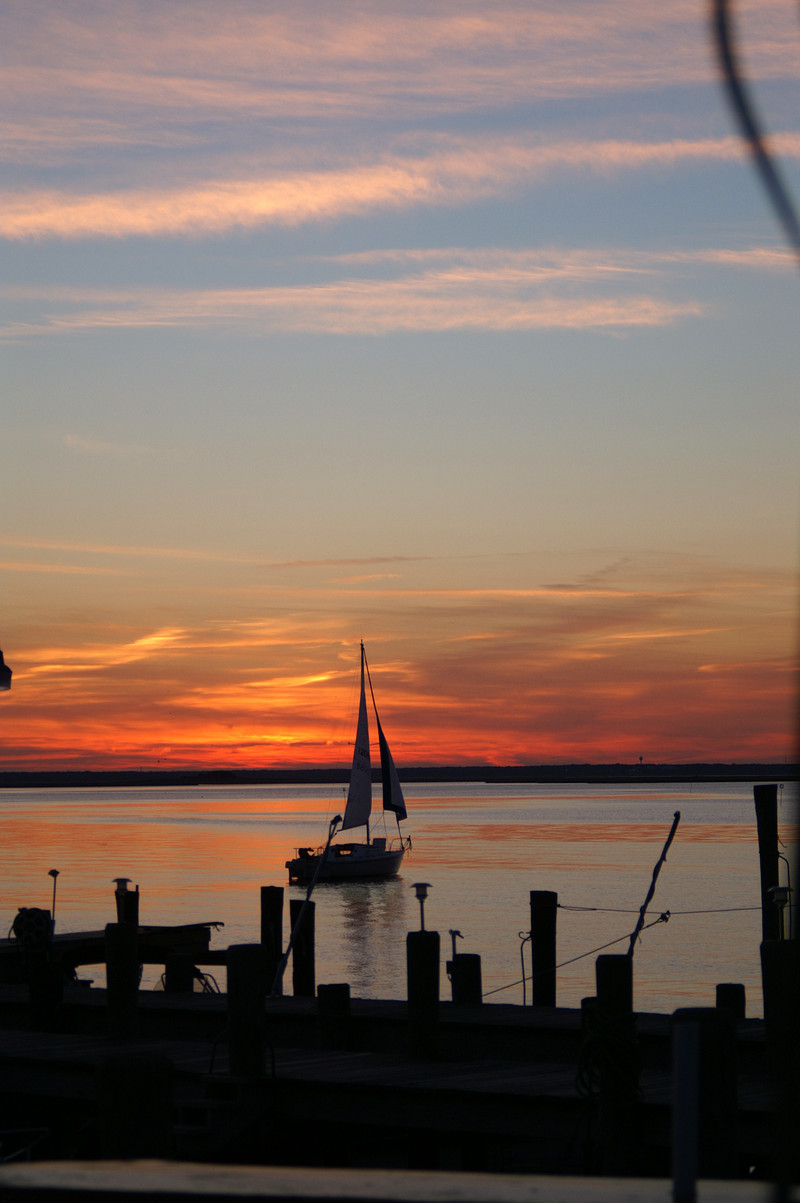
[1,554,795,770]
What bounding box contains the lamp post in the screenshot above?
[412,882,431,930]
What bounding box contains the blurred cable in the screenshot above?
[711,0,800,265]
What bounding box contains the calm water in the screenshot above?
[1,781,796,1015]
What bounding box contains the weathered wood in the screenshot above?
[104,922,139,1039]
[164,951,196,994]
[753,783,780,943]
[671,1017,699,1203]
[0,994,779,1179]
[671,1007,737,1179]
[760,939,800,1183]
[317,982,352,1047]
[715,982,746,1020]
[226,943,269,1078]
[289,898,315,997]
[0,923,216,984]
[593,954,640,1175]
[448,953,483,1006]
[97,1051,174,1158]
[1,1160,787,1202]
[113,881,139,927]
[25,950,63,1030]
[529,890,557,1006]
[407,929,440,1059]
[260,885,284,993]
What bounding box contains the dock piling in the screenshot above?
[671,1007,737,1179]
[98,1051,174,1158]
[593,953,640,1174]
[227,943,269,1078]
[407,929,440,1058]
[447,953,483,1005]
[753,783,780,943]
[671,1016,699,1203]
[529,890,557,1006]
[715,981,746,1019]
[289,898,315,997]
[317,982,352,1047]
[112,878,139,927]
[760,938,800,1183]
[104,922,139,1039]
[164,952,195,994]
[260,886,284,994]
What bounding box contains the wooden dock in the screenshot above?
[0,1161,797,1202]
[0,922,222,985]
[0,981,781,1180]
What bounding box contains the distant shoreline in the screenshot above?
[0,762,795,789]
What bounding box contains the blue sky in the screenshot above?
[1,0,798,768]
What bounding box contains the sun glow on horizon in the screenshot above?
[1,546,795,771]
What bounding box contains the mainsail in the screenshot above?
[341,646,372,831]
[340,642,406,831]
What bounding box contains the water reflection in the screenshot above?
[292,878,409,997]
[1,782,795,1013]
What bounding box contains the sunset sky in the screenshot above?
[2,0,799,770]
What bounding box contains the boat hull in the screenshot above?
[286,842,404,884]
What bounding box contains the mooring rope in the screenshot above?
[559,904,762,916]
[484,912,671,999]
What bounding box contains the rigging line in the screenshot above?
[486,914,670,998]
[560,904,761,915]
[627,810,680,958]
[711,0,800,265]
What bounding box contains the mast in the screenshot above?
[340,641,372,833]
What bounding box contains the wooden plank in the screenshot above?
[0,1161,790,1202]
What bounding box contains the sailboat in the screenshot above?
[285,643,410,883]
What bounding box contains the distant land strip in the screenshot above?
[0,763,796,789]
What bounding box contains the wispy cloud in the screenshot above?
[63,434,157,457]
[0,242,718,338]
[5,133,798,243]
[0,534,433,570]
[23,627,188,673]
[5,236,794,340]
[0,560,123,576]
[0,283,701,338]
[3,1,795,166]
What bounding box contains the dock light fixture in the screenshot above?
[412,882,431,930]
[0,651,11,691]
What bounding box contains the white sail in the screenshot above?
[341,646,372,831]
